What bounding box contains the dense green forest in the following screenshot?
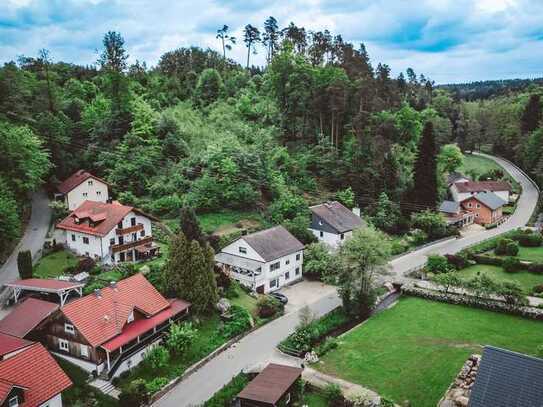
[1,21,541,257]
[438,77,543,100]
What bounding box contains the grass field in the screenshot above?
[514,246,543,262]
[230,290,259,317]
[455,264,543,294]
[459,154,503,176]
[163,209,265,235]
[316,297,543,407]
[34,250,78,278]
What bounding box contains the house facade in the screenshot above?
[0,339,71,407]
[439,200,475,227]
[38,274,190,379]
[450,180,511,203]
[216,226,304,294]
[309,201,365,248]
[56,170,109,211]
[460,192,506,225]
[57,200,159,265]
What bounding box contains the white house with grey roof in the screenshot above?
[215,226,304,294]
[309,201,365,248]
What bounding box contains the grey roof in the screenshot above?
[242,226,304,262]
[447,171,470,185]
[310,201,365,233]
[472,191,507,210]
[469,346,543,407]
[439,200,460,214]
[215,252,263,271]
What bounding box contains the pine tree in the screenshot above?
[179,206,204,244]
[411,121,438,210]
[165,233,218,314]
[17,250,33,279]
[521,95,542,135]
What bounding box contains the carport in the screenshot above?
[4,278,84,306]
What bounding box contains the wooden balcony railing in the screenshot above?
[116,223,144,235]
[111,236,153,253]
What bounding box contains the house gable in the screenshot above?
[310,212,341,235]
[221,238,266,263]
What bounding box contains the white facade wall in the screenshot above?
[112,338,162,378]
[65,179,109,211]
[39,393,63,407]
[52,351,105,375]
[221,238,265,262]
[309,228,352,249]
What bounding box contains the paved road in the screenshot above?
[155,153,539,407]
[0,189,51,287]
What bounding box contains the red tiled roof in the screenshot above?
[0,343,72,406]
[0,298,59,338]
[61,273,174,347]
[453,180,512,193]
[4,278,83,292]
[57,169,108,194]
[101,299,190,352]
[56,200,134,237]
[0,333,33,358]
[0,378,27,404]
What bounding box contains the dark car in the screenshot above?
[269,291,288,305]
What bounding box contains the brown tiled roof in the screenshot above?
[61,273,173,347]
[57,169,108,194]
[453,180,511,193]
[242,226,304,262]
[310,201,365,233]
[0,333,33,358]
[238,364,303,404]
[0,298,59,338]
[0,343,72,406]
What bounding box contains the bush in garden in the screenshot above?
[505,241,520,256]
[76,256,96,274]
[445,253,469,270]
[144,345,170,370]
[166,322,197,356]
[145,377,169,394]
[432,273,462,294]
[503,257,521,273]
[315,336,338,357]
[533,284,543,294]
[426,255,453,274]
[221,305,252,338]
[256,295,282,318]
[119,378,149,407]
[410,210,448,239]
[498,281,527,306]
[150,194,182,216]
[323,383,343,406]
[17,250,33,279]
[225,280,241,299]
[472,254,504,266]
[409,229,428,246]
[511,230,543,247]
[203,373,250,407]
[495,238,513,255]
[528,263,543,274]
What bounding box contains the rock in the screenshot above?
[456,396,469,407]
[438,400,455,407]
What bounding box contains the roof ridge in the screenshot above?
[484,345,543,363]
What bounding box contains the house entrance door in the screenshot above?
[119,252,126,262]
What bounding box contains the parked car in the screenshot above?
[269,292,288,305]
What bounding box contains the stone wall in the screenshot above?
[438,354,481,407]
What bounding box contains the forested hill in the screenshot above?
[438,77,543,100]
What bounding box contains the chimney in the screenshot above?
[352,207,361,217]
[94,288,102,298]
[110,281,118,291]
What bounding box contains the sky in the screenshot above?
[1,0,542,84]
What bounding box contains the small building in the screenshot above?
[236,363,303,407]
[216,226,304,294]
[4,279,83,306]
[56,200,159,265]
[38,273,190,379]
[450,180,512,204]
[460,191,507,226]
[309,201,366,248]
[0,340,72,407]
[0,298,59,340]
[56,169,110,211]
[439,200,475,227]
[447,171,471,186]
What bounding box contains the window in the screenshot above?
[319,231,324,238]
[270,262,280,272]
[285,259,290,265]
[475,213,479,217]
[476,204,481,208]
[8,396,18,407]
[110,238,115,245]
[296,254,300,261]
[82,192,88,198]
[270,279,278,288]
[296,267,300,275]
[88,180,93,186]
[340,233,345,240]
[71,234,76,242]
[80,344,89,358]
[64,323,75,334]
[131,217,136,226]
[82,237,89,244]
[140,229,145,237]
[59,338,69,352]
[467,203,472,208]
[127,311,134,323]
[96,191,102,196]
[118,236,124,244]
[239,247,247,254]
[285,272,290,280]
[118,221,123,229]
[132,233,137,241]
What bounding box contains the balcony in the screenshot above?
[116,223,144,235]
[111,236,153,253]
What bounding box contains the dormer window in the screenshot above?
[8,396,19,407]
[88,180,93,186]
[74,217,80,224]
[127,311,134,323]
[239,247,247,254]
[118,220,123,229]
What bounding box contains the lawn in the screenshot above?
[455,264,543,294]
[34,250,78,278]
[229,290,259,318]
[197,210,264,234]
[316,297,543,407]
[300,391,328,406]
[515,246,543,263]
[459,154,503,176]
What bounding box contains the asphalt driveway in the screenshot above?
[279,280,338,313]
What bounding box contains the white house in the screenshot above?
[450,180,511,204]
[56,200,159,265]
[215,226,304,294]
[309,201,366,248]
[56,170,109,211]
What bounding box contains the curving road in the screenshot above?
[154,153,539,407]
[0,190,51,287]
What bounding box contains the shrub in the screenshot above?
[411,210,448,239]
[472,254,504,266]
[165,322,197,356]
[224,280,241,299]
[506,241,520,256]
[144,346,170,370]
[432,273,462,293]
[150,194,182,216]
[323,383,343,405]
[528,263,543,274]
[445,253,469,270]
[76,256,96,274]
[426,255,453,274]
[533,285,543,294]
[512,231,543,247]
[256,296,282,319]
[119,378,149,407]
[315,336,338,357]
[17,250,32,279]
[497,281,526,306]
[495,238,514,255]
[390,238,410,255]
[221,305,252,338]
[503,257,521,273]
[409,229,428,246]
[146,377,169,394]
[203,373,250,407]
[303,242,335,281]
